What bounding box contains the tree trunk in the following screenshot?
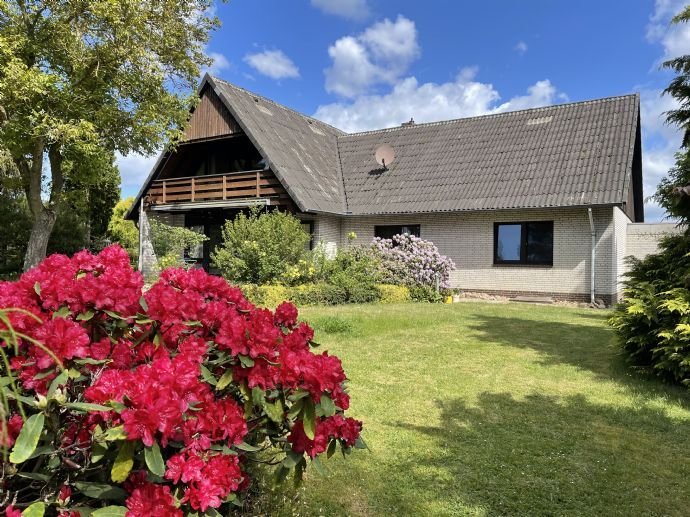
[22,208,58,271]
[20,144,64,271]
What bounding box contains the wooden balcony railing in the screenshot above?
[146,170,290,206]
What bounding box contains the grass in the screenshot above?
[276,302,690,516]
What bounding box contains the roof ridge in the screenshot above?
[211,76,347,135]
[337,93,640,138]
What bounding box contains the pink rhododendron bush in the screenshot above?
[0,245,364,516]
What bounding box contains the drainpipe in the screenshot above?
[587,208,596,305]
[138,199,144,272]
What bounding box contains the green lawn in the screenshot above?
[282,302,690,516]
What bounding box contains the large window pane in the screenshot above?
[496,224,522,262]
[526,222,553,264]
[375,225,421,239]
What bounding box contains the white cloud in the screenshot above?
[639,88,682,220]
[315,69,564,133]
[116,152,159,198]
[311,0,369,20]
[244,50,300,80]
[325,15,420,97]
[647,0,690,62]
[202,52,231,77]
[514,41,528,55]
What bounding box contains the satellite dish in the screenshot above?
[374,144,395,169]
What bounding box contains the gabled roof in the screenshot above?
[128,76,641,219]
[211,77,347,213]
[337,94,640,214]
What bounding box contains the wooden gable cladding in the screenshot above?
[183,87,242,142]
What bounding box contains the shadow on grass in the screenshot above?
[467,313,690,408]
[387,392,690,516]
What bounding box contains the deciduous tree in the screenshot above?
[0,0,218,270]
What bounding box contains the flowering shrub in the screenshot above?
[372,234,456,289]
[0,245,364,516]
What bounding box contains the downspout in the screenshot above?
[587,208,595,305]
[138,199,144,272]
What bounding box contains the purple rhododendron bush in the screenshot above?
[0,245,364,516]
[372,234,456,289]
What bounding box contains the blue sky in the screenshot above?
[118,0,690,221]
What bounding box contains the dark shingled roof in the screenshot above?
[337,94,640,214]
[128,76,641,219]
[211,77,347,213]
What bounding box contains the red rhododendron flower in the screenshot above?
[125,480,182,517]
[0,245,363,515]
[5,506,21,517]
[274,301,298,328]
[0,414,23,448]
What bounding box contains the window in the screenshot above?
[374,224,421,240]
[301,221,314,250]
[494,221,553,265]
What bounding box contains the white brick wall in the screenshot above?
[315,207,620,300]
[310,214,341,258]
[626,222,683,261]
[612,206,631,299]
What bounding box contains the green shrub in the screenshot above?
[149,219,208,269]
[409,284,443,303]
[376,284,411,303]
[212,206,310,284]
[292,283,348,306]
[609,233,690,385]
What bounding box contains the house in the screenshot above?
[126,74,677,305]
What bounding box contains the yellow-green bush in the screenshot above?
[376,284,411,303]
[241,284,291,309]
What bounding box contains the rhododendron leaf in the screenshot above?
[76,310,95,321]
[319,395,336,417]
[33,282,41,296]
[355,436,369,450]
[139,296,148,312]
[64,402,112,412]
[47,370,69,397]
[52,306,71,319]
[104,425,127,441]
[311,455,327,477]
[251,387,264,406]
[302,399,316,440]
[204,508,223,517]
[76,271,87,280]
[91,506,127,517]
[10,413,44,464]
[92,442,108,464]
[74,357,109,365]
[264,399,284,423]
[103,310,125,320]
[153,332,162,346]
[235,441,261,452]
[21,501,45,517]
[239,355,255,367]
[200,365,217,386]
[274,465,290,483]
[2,387,36,406]
[327,439,337,459]
[282,449,303,468]
[288,390,310,402]
[287,399,304,420]
[216,370,234,390]
[144,441,165,477]
[111,441,135,482]
[74,481,127,501]
[16,471,50,482]
[32,370,55,380]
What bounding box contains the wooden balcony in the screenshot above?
[145,170,292,208]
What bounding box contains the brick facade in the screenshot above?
[312,206,624,303]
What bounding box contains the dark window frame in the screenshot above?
[301,220,314,250]
[493,221,554,266]
[374,224,421,240]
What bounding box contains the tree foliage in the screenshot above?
[610,6,690,386]
[0,0,218,269]
[108,198,140,262]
